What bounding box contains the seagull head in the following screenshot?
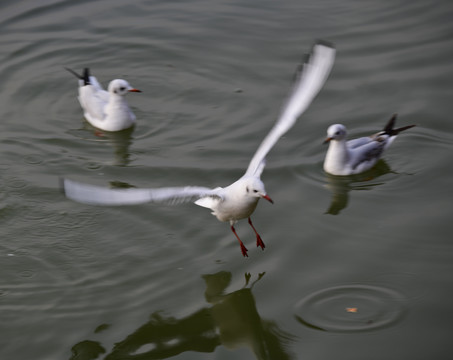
[324,124,347,143]
[108,79,141,96]
[243,177,273,204]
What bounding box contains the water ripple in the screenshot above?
[23,154,45,165]
[295,284,406,333]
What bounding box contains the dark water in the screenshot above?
[1,0,453,359]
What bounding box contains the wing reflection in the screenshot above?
[69,271,294,360]
[325,160,393,215]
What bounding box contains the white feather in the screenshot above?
[245,43,336,177]
[63,42,336,256]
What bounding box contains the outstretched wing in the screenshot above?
[245,41,336,177]
[61,178,223,206]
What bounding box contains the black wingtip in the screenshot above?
[383,113,416,136]
[65,67,82,79]
[394,124,416,134]
[383,113,398,134]
[304,40,335,63]
[82,68,90,86]
[314,39,336,50]
[289,40,335,91]
[64,67,91,85]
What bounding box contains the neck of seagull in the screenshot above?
[108,93,130,110]
[325,139,350,171]
[110,92,126,100]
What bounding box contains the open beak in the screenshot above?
[128,88,142,93]
[262,194,274,204]
[323,137,332,144]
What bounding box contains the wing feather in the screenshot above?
[62,178,223,206]
[347,137,373,149]
[245,42,336,177]
[78,85,109,121]
[350,141,385,169]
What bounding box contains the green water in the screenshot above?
[1,0,453,359]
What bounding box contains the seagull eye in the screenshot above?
[119,86,126,91]
[253,189,258,193]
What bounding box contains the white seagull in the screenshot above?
[62,42,336,257]
[323,114,415,176]
[65,68,141,132]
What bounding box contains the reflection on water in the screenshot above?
[98,127,135,166]
[68,123,135,166]
[2,0,453,358]
[69,272,294,360]
[324,160,393,215]
[70,341,106,360]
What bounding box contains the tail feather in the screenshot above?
[382,114,415,136]
[64,67,91,86]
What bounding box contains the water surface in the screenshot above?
[1,0,453,359]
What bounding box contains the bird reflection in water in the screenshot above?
[324,159,393,215]
[69,271,294,360]
[84,122,135,166]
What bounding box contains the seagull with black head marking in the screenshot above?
[62,42,336,257]
[65,68,141,132]
[323,114,415,175]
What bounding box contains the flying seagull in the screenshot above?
[62,42,336,257]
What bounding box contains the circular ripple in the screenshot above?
[84,161,103,170]
[294,284,406,333]
[366,273,425,301]
[18,269,36,279]
[23,154,44,165]
[4,177,28,189]
[20,200,55,221]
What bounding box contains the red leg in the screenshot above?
[231,225,248,257]
[248,217,265,250]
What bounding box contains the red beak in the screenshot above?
[262,194,274,204]
[323,137,332,144]
[128,88,142,93]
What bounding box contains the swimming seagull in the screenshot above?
[62,42,336,257]
[323,114,415,176]
[65,68,141,132]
